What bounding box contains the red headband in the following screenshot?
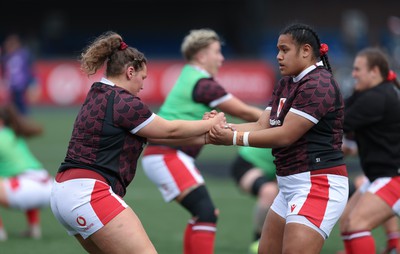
[120,41,128,50]
[387,70,397,81]
[320,43,329,56]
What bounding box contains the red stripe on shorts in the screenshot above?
[163,152,198,192]
[376,177,400,207]
[9,177,20,190]
[298,174,329,227]
[90,181,125,225]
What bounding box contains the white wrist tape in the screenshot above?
[243,132,250,146]
[232,131,237,146]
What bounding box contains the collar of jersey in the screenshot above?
[189,64,211,77]
[100,77,115,86]
[292,61,323,83]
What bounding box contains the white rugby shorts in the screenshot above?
[4,169,53,210]
[271,166,348,239]
[141,147,204,202]
[50,178,127,239]
[359,176,400,215]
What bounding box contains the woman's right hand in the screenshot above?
[203,110,219,120]
[209,112,226,127]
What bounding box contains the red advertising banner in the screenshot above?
[4,59,276,106]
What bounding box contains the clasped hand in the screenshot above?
[203,110,235,145]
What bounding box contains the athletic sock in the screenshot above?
[342,231,375,254]
[26,209,41,239]
[386,232,400,251]
[183,219,195,254]
[189,222,216,254]
[26,209,40,225]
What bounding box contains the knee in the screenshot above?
[258,182,278,205]
[341,215,371,233]
[196,204,218,224]
[181,186,218,224]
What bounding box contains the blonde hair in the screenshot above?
[181,28,221,61]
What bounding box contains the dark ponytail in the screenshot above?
[280,23,333,73]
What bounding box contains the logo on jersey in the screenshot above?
[290,204,297,212]
[77,216,86,226]
[277,98,286,117]
[269,119,281,126]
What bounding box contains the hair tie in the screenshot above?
[387,70,397,81]
[320,43,329,56]
[119,41,128,50]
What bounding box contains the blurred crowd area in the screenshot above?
[1,0,400,100]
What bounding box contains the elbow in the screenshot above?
[159,122,182,139]
[275,136,294,148]
[253,136,292,148]
[271,130,299,147]
[242,111,261,122]
[147,138,157,143]
[165,128,186,139]
[250,129,295,148]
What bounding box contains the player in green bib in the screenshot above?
[0,105,53,240]
[141,28,263,254]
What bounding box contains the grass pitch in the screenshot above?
[0,106,388,254]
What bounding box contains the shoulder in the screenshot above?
[302,68,338,91]
[197,77,220,86]
[307,68,333,82]
[116,92,146,109]
[374,82,400,101]
[353,88,384,105]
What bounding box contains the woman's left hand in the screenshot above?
[208,122,234,145]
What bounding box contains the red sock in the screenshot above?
[189,222,216,254]
[387,232,400,250]
[26,209,40,225]
[183,219,194,254]
[343,239,353,254]
[342,231,375,254]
